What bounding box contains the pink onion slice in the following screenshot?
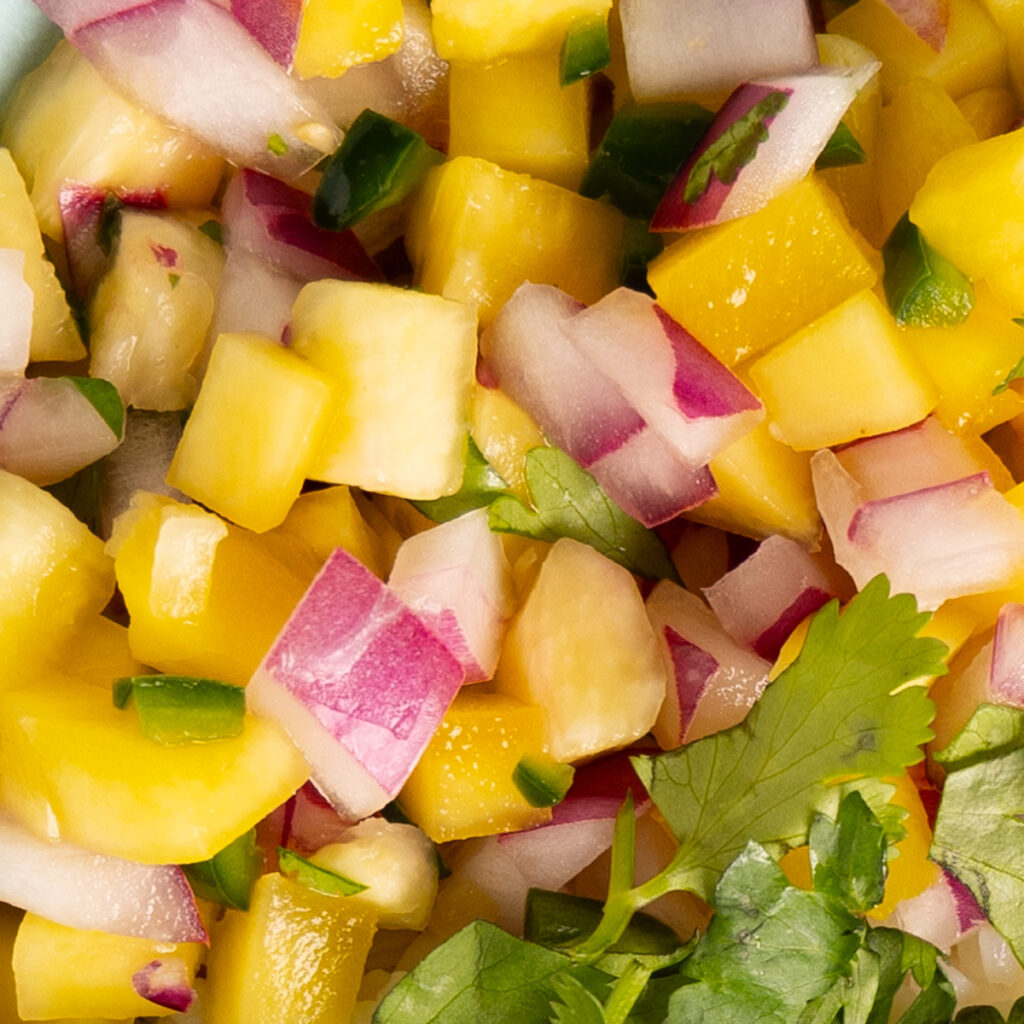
[247,548,465,821]
[703,535,836,662]
[388,509,515,684]
[47,0,341,178]
[132,958,196,1012]
[0,816,206,943]
[230,0,302,69]
[884,0,950,51]
[653,64,879,231]
[0,249,32,374]
[990,603,1024,706]
[885,870,982,952]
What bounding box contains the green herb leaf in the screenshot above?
[267,133,289,156]
[113,674,245,744]
[513,754,575,808]
[809,790,887,913]
[197,219,223,245]
[411,437,510,522]
[559,14,610,86]
[168,272,180,288]
[894,965,956,1023]
[487,447,678,582]
[815,121,867,170]
[683,89,790,205]
[548,974,607,1024]
[277,847,367,897]
[183,828,261,911]
[67,376,125,439]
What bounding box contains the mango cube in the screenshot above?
[648,177,878,366]
[167,333,334,532]
[405,156,624,326]
[979,0,1024,101]
[957,86,1018,139]
[293,0,403,79]
[470,383,545,502]
[205,873,376,1024]
[398,691,551,842]
[749,290,937,451]
[290,280,478,499]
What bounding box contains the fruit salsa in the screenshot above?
[4,0,1024,1020]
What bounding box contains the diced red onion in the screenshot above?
[884,0,949,51]
[945,869,988,935]
[229,0,302,69]
[990,603,1024,706]
[0,249,32,374]
[247,548,465,820]
[132,957,196,1012]
[884,873,964,953]
[0,816,206,943]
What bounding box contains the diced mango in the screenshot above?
[828,0,1008,101]
[648,177,878,366]
[13,912,203,1020]
[398,691,551,842]
[109,493,311,685]
[470,383,545,502]
[167,333,334,532]
[293,0,404,79]
[205,873,376,1024]
[978,0,1024,102]
[0,146,83,362]
[956,86,1018,139]
[1,41,223,242]
[63,615,147,689]
[290,280,478,499]
[748,290,937,450]
[0,676,308,863]
[494,538,665,762]
[431,0,612,62]
[448,49,589,190]
[405,156,625,326]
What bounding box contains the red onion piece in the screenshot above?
[0,816,206,943]
[247,548,465,820]
[132,957,196,1012]
[884,0,950,51]
[0,249,32,374]
[230,0,302,68]
[990,603,1024,706]
[945,869,988,935]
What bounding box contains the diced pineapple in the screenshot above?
[109,493,312,685]
[0,147,83,362]
[956,86,1018,139]
[827,0,1008,101]
[470,383,545,502]
[1,41,224,242]
[748,290,937,450]
[89,209,225,411]
[405,156,625,326]
[13,912,203,1020]
[448,49,589,190]
[0,469,114,687]
[205,873,377,1024]
[61,614,146,690]
[294,0,404,79]
[648,176,878,366]
[431,0,612,61]
[398,691,551,842]
[494,538,666,762]
[290,280,478,499]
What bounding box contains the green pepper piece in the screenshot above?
[513,753,575,808]
[113,674,246,744]
[559,14,610,85]
[183,828,261,911]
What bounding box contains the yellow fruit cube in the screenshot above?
[109,493,311,685]
[398,691,551,842]
[956,86,1018,139]
[0,469,114,688]
[979,0,1024,102]
[0,676,308,863]
[431,0,612,61]
[0,147,83,362]
[294,0,403,79]
[748,290,938,450]
[648,177,878,366]
[205,873,376,1024]
[291,280,478,499]
[1,41,224,243]
[62,615,147,690]
[470,383,545,502]
[828,0,1008,101]
[405,156,625,326]
[167,333,334,532]
[448,50,589,190]
[13,912,203,1020]
[494,538,666,762]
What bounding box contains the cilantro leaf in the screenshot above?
[67,376,125,439]
[549,974,606,1024]
[683,89,790,205]
[411,437,510,523]
[895,965,956,1023]
[488,447,678,581]
[277,847,366,897]
[809,790,887,913]
[815,121,867,170]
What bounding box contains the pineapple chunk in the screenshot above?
[1,40,224,242]
[0,147,83,362]
[398,691,551,842]
[470,383,545,502]
[494,538,666,762]
[290,280,478,499]
[205,873,377,1024]
[0,676,309,864]
[167,333,334,532]
[294,0,404,79]
[89,209,225,411]
[13,913,203,1021]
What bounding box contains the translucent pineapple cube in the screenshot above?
[294,0,404,79]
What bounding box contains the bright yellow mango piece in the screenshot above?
[109,493,312,685]
[167,333,334,533]
[13,912,204,1020]
[293,0,403,79]
[470,384,545,502]
[448,49,589,190]
[648,177,878,366]
[398,691,551,843]
[0,677,308,864]
[749,290,937,451]
[205,874,376,1024]
[828,0,1008,101]
[431,0,611,62]
[0,147,83,362]
[979,0,1024,101]
[956,86,1018,139]
[406,156,625,326]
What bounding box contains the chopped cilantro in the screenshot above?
[267,133,289,156]
[168,272,180,288]
[197,219,223,245]
[277,847,366,897]
[67,376,124,439]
